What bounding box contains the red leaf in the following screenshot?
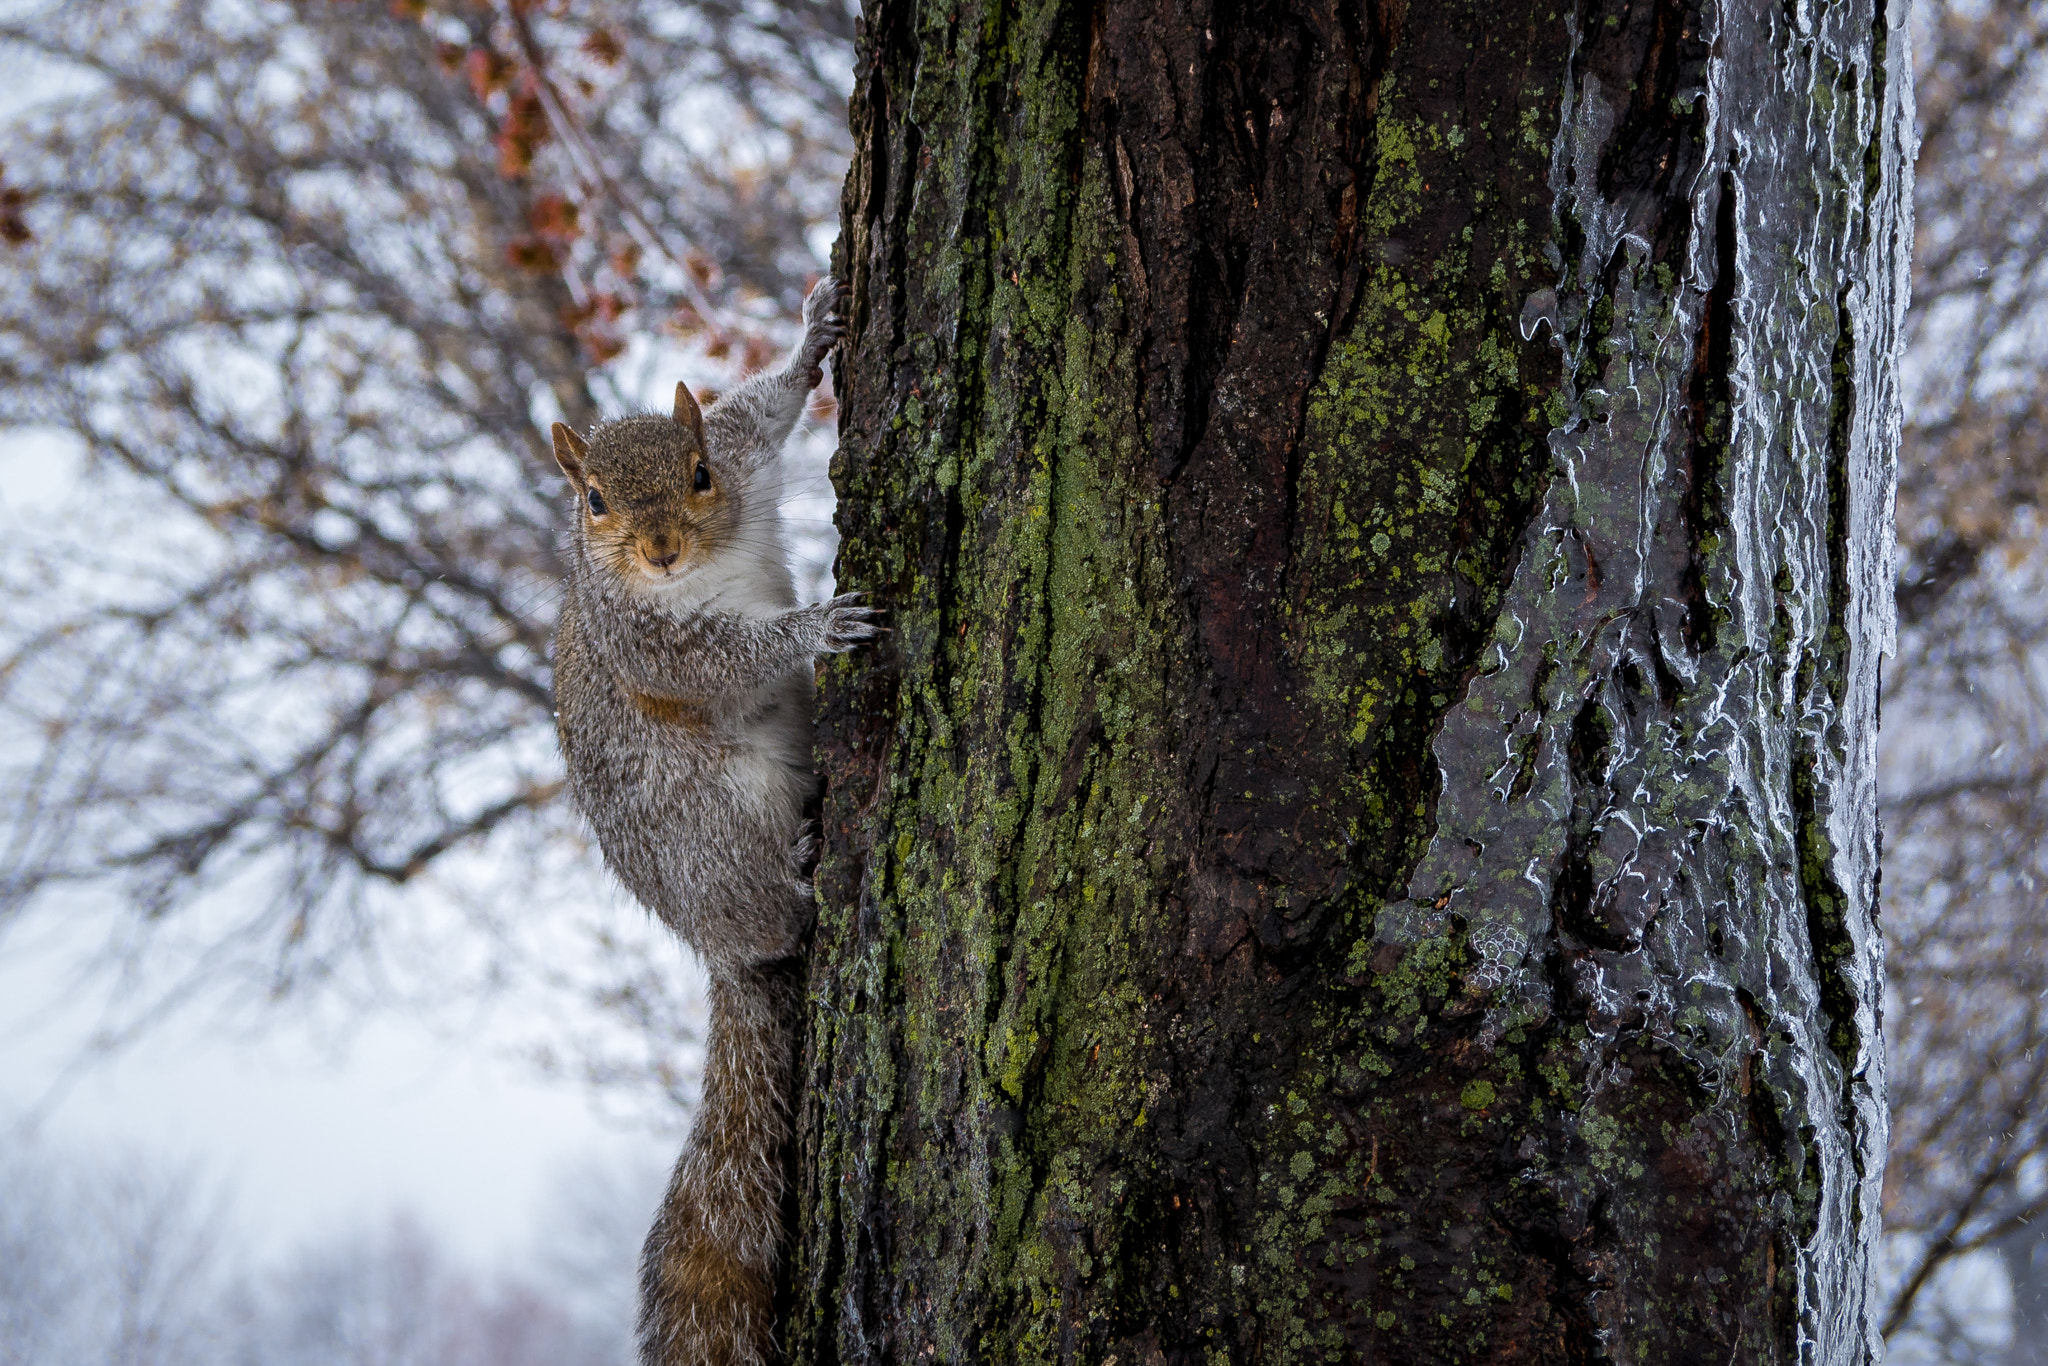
[530,193,579,239]
[495,89,549,177]
[465,48,513,101]
[578,325,625,365]
[505,236,559,272]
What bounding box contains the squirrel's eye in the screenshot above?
[587,488,607,516]
[692,463,711,492]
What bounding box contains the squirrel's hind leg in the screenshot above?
[637,959,802,1366]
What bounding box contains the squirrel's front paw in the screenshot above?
[792,276,848,387]
[811,591,879,653]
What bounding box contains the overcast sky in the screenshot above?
[0,905,676,1275]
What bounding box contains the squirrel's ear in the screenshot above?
[551,422,590,490]
[672,381,706,448]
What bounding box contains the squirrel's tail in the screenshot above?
[638,958,803,1366]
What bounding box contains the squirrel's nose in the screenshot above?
[649,550,679,570]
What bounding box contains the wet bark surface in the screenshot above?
[791,1,1909,1362]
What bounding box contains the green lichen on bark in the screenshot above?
[793,1,1907,1362]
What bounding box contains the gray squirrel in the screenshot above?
[549,276,872,1366]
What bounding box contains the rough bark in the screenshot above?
[793,1,1909,1362]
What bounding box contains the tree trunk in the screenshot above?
[794,1,1908,1362]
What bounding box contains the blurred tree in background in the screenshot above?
[1881,3,2048,1359]
[0,1136,648,1366]
[0,0,851,1110]
[3,0,2048,1355]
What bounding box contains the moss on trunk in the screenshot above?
[793,2,1909,1361]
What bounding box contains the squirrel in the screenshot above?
[548,276,872,1366]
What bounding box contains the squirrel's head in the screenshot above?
[551,383,739,585]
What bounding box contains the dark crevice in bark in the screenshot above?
[1503,1217,1606,1363]
[869,3,916,374]
[1794,739,1860,1075]
[1585,0,1711,265]
[1822,281,1858,704]
[1556,697,1628,952]
[1865,2,1892,207]
[1681,169,1737,657]
[1809,123,1866,1164]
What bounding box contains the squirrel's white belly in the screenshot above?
[710,675,812,826]
[716,740,807,824]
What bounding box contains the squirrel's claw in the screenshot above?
[793,276,850,385]
[802,274,847,328]
[816,590,880,653]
